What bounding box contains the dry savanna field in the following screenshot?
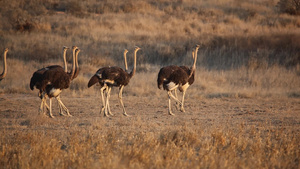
[0,0,300,168]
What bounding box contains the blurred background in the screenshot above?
[0,0,299,97]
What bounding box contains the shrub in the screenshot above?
[277,0,300,15]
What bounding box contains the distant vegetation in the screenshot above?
[278,0,300,15]
[0,0,299,96]
[0,0,299,68]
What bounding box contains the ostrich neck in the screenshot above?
[75,52,79,70]
[74,50,79,78]
[124,52,128,72]
[63,50,67,73]
[130,50,137,77]
[0,51,7,78]
[69,48,76,79]
[189,48,199,78]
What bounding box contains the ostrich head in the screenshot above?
[72,46,78,50]
[63,46,69,51]
[75,48,80,54]
[134,46,141,51]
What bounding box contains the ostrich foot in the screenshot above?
[168,111,175,116]
[103,112,109,117]
[180,107,185,113]
[100,106,105,115]
[65,110,72,117]
[59,111,67,116]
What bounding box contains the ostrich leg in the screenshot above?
[100,86,106,115]
[167,91,175,116]
[40,96,50,115]
[174,89,181,110]
[118,85,128,116]
[106,92,113,116]
[169,90,182,105]
[105,85,113,116]
[58,102,65,116]
[48,98,55,118]
[38,98,44,114]
[56,96,72,116]
[180,91,186,113]
[104,87,112,117]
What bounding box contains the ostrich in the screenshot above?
[163,50,196,110]
[104,48,129,115]
[87,49,129,116]
[30,46,70,114]
[39,48,79,118]
[0,48,8,81]
[30,46,77,116]
[157,45,199,115]
[88,46,141,117]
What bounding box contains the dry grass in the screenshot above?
[0,116,299,169]
[0,0,300,168]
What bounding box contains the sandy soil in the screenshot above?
[0,93,299,135]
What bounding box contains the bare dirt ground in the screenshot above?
[1,93,299,134]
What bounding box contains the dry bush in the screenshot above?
[277,0,300,15]
[0,0,49,32]
[65,0,88,17]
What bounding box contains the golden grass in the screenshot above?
[0,123,299,169]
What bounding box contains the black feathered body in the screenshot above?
[30,65,64,92]
[40,68,71,98]
[157,65,182,89]
[162,67,189,92]
[88,66,131,88]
